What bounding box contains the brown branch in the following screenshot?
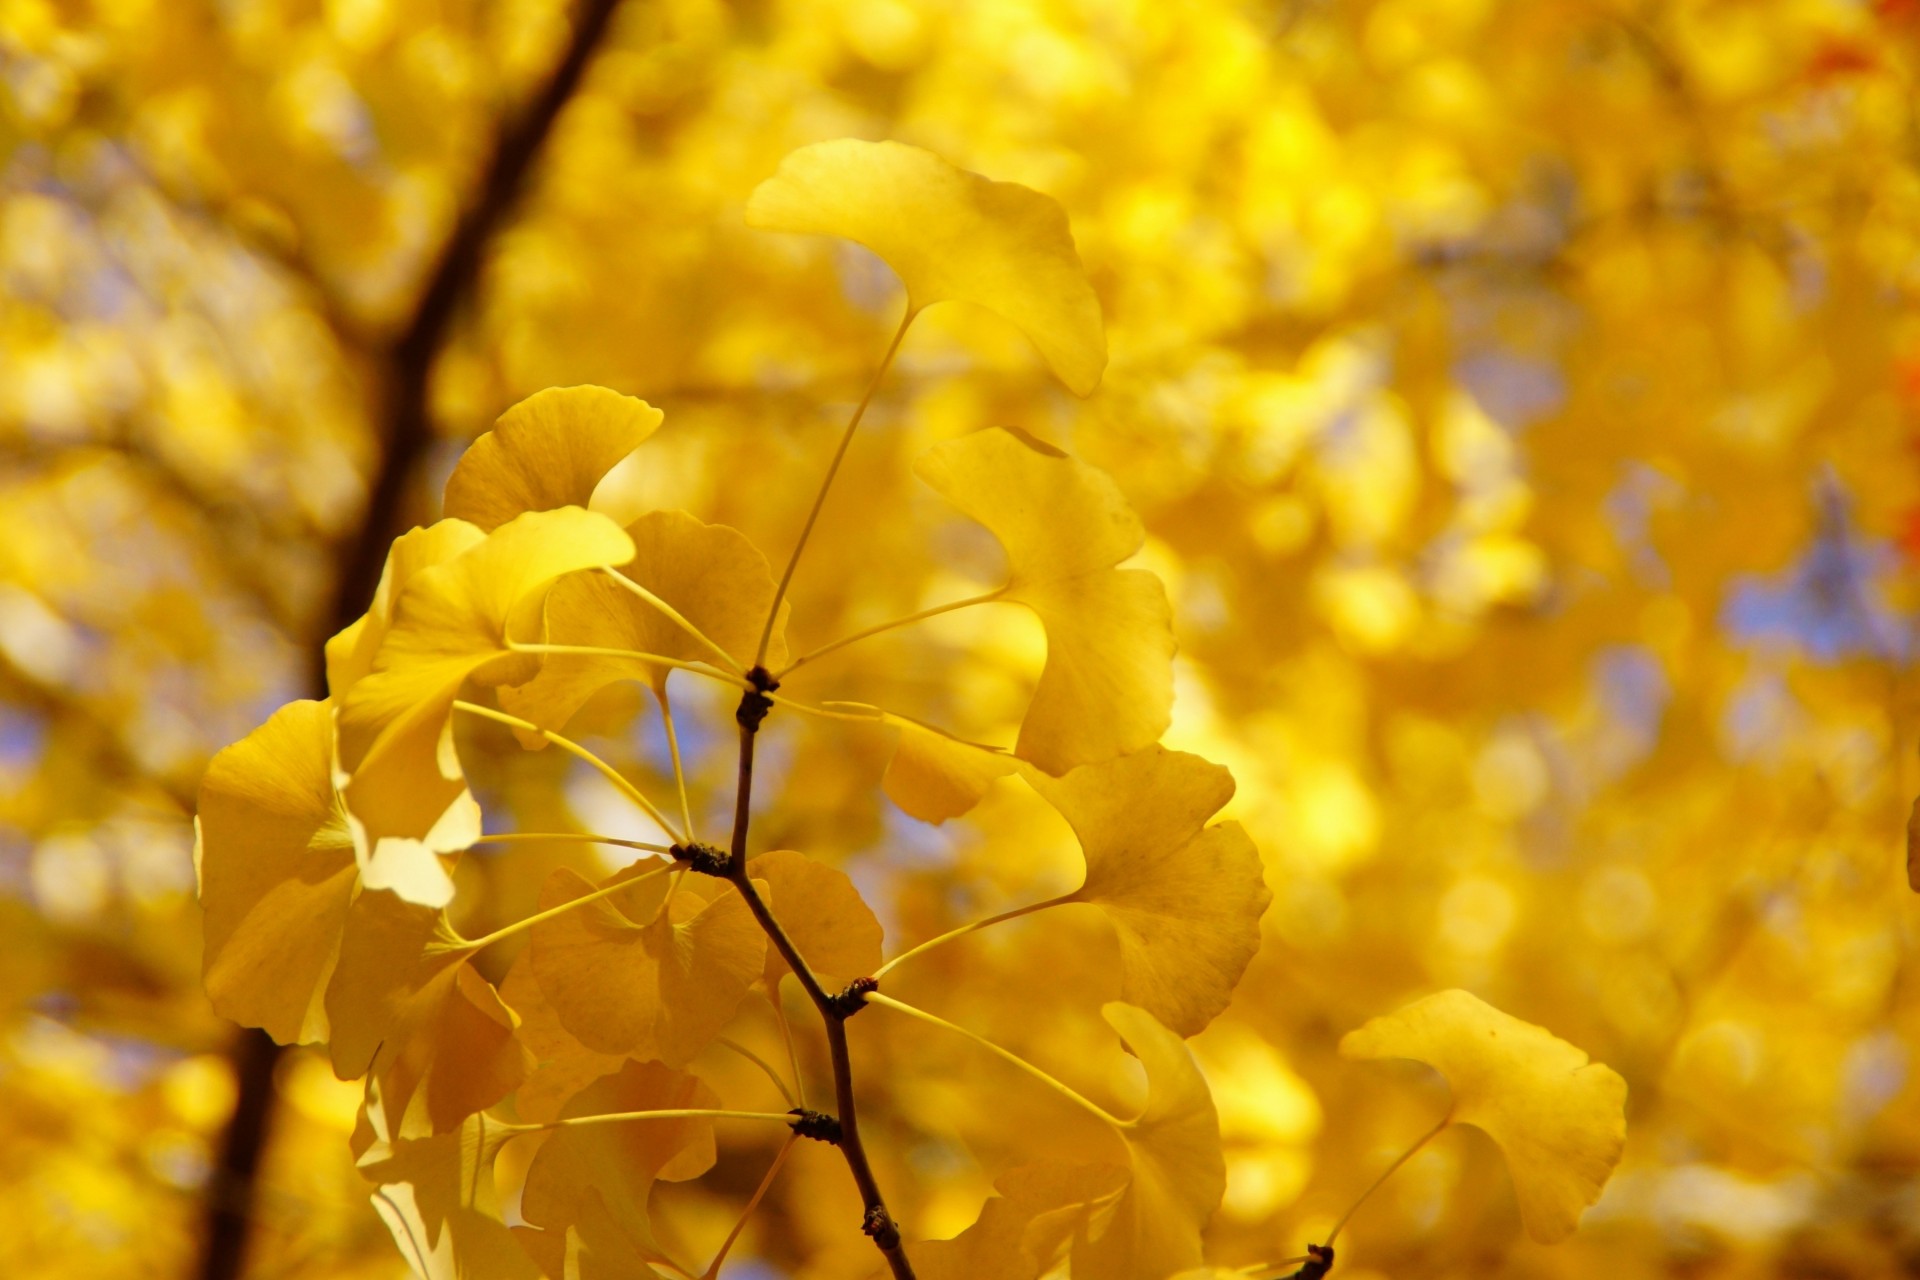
[195,2,630,1276]
[724,679,917,1280]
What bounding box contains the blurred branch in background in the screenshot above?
[195,0,632,1275]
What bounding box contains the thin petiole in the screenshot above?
[767,695,886,724]
[775,588,1007,679]
[1239,1257,1309,1277]
[453,700,688,845]
[598,569,747,676]
[872,897,1068,980]
[1322,1109,1454,1248]
[540,1108,801,1133]
[771,994,808,1109]
[702,1134,798,1280]
[756,303,920,666]
[656,687,696,843]
[454,859,672,951]
[715,1036,798,1108]
[866,993,1126,1128]
[505,640,748,691]
[470,832,675,856]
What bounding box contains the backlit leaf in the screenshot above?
[442,385,663,532]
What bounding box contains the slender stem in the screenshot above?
[454,860,672,951]
[599,568,747,675]
[453,700,687,845]
[768,695,886,724]
[772,994,808,1109]
[1322,1110,1454,1248]
[871,897,1067,980]
[470,832,675,855]
[865,993,1125,1128]
[756,304,919,666]
[1240,1257,1309,1276]
[542,1108,800,1132]
[507,641,748,691]
[775,589,1006,679]
[727,707,915,1278]
[715,1036,798,1108]
[656,687,696,843]
[702,1135,798,1280]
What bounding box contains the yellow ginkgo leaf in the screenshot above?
[911,1161,1127,1280]
[326,520,487,702]
[1339,989,1629,1243]
[443,385,663,532]
[882,714,1021,824]
[747,849,884,990]
[529,863,766,1064]
[498,954,626,1125]
[336,508,635,904]
[516,1060,720,1278]
[915,427,1174,775]
[502,510,786,744]
[745,138,1105,394]
[1069,1002,1226,1280]
[1031,747,1268,1037]
[325,892,528,1138]
[356,1104,538,1280]
[196,698,357,1046]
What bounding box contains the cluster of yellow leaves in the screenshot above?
[191,138,1628,1280]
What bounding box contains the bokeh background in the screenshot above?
[5,0,1920,1276]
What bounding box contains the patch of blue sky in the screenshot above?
[1720,524,1907,664]
[1604,462,1681,588]
[1594,644,1669,771]
[1719,670,1799,764]
[1453,349,1565,430]
[834,241,902,317]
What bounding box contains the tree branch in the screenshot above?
[724,677,916,1279]
[195,2,630,1276]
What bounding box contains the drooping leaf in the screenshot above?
[1030,746,1268,1036]
[882,714,1021,824]
[529,863,766,1065]
[196,698,356,1045]
[915,427,1174,776]
[516,1060,720,1278]
[324,892,528,1138]
[335,508,635,905]
[745,138,1106,394]
[501,509,787,745]
[443,385,663,532]
[356,1104,538,1280]
[1339,988,1629,1243]
[747,849,884,990]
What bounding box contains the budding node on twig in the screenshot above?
[788,1108,843,1145]
[862,1205,901,1250]
[827,976,878,1019]
[671,841,731,877]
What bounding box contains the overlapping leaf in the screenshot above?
[745,138,1106,394]
[443,385,663,531]
[1032,746,1268,1037]
[1341,989,1629,1243]
[747,849,884,990]
[196,698,356,1045]
[356,1105,538,1280]
[915,427,1174,777]
[502,509,787,743]
[529,862,766,1064]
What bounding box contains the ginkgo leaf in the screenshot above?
[336,508,635,904]
[1030,746,1268,1037]
[911,1161,1127,1280]
[196,698,356,1046]
[356,1105,538,1280]
[882,714,1021,824]
[1339,989,1629,1243]
[745,138,1106,394]
[1071,1002,1225,1280]
[915,427,1174,775]
[502,509,787,744]
[326,520,488,702]
[325,892,528,1137]
[746,849,884,990]
[498,954,626,1125]
[517,1060,720,1278]
[529,863,766,1064]
[443,385,663,532]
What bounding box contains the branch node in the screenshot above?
[827,976,878,1019]
[736,670,777,732]
[787,1108,843,1145]
[671,841,732,877]
[1290,1244,1335,1280]
[862,1205,901,1251]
